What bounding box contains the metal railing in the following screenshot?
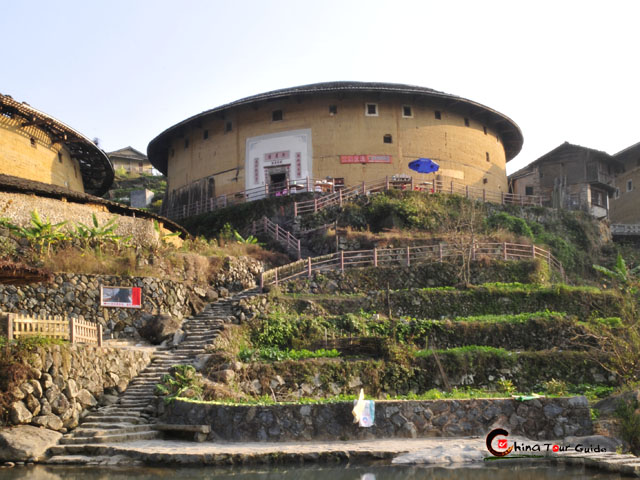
[4,313,102,346]
[163,177,328,220]
[260,241,565,288]
[293,177,543,216]
[611,224,640,236]
[251,216,301,259]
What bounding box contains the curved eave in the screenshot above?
[148,82,523,175]
[0,94,114,196]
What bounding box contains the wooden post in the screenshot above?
[274,269,279,288]
[439,243,443,262]
[306,176,310,192]
[385,176,389,191]
[260,273,264,290]
[547,250,552,267]
[373,248,378,267]
[406,246,411,267]
[314,198,318,213]
[294,202,298,217]
[98,324,103,347]
[275,224,279,242]
[532,244,536,259]
[503,242,508,260]
[339,189,343,206]
[263,216,267,233]
[297,239,301,259]
[362,181,366,195]
[308,257,312,277]
[7,314,13,341]
[340,250,344,272]
[501,191,505,205]
[482,189,486,202]
[265,184,269,196]
[69,317,75,344]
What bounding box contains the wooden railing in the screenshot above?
[251,216,301,259]
[164,177,328,220]
[5,313,102,346]
[260,242,565,288]
[611,224,640,236]
[293,177,543,216]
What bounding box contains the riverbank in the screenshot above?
[34,436,640,476]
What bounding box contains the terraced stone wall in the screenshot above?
[0,274,196,339]
[165,396,592,442]
[6,344,151,431]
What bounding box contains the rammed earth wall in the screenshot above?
[164,396,592,442]
[6,344,151,431]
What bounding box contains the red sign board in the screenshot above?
[101,286,142,309]
[340,155,392,164]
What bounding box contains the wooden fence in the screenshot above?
[293,177,543,216]
[260,241,565,288]
[163,177,328,220]
[4,313,102,346]
[611,224,640,236]
[251,216,301,259]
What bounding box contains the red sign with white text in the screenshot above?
[340,155,392,164]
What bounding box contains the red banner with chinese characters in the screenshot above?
[340,155,392,164]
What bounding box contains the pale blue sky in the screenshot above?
[2,0,638,174]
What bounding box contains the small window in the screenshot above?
[483,126,487,135]
[525,186,534,196]
[225,121,233,132]
[486,152,490,162]
[482,178,488,184]
[628,180,633,192]
[58,152,63,163]
[365,103,378,116]
[329,105,338,115]
[203,129,209,140]
[184,138,189,149]
[383,134,393,144]
[614,188,620,199]
[464,117,470,127]
[402,106,412,118]
[272,110,283,121]
[30,137,36,148]
[434,110,441,120]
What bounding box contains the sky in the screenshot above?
[2,0,639,175]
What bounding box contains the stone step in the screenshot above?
[82,415,142,423]
[76,421,141,429]
[60,429,160,444]
[66,424,151,438]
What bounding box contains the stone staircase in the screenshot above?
[46,288,260,464]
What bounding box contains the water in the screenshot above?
[0,463,625,480]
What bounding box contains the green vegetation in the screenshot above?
[238,347,340,362]
[155,364,202,404]
[616,397,640,454]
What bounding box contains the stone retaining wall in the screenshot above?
[0,273,195,338]
[164,396,592,442]
[7,344,151,431]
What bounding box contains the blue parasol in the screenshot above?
[408,158,440,174]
